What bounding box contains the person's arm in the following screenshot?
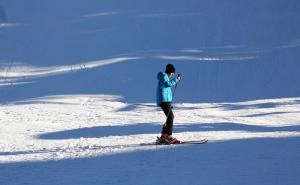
[162,75,178,87]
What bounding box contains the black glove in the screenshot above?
[177,74,181,81]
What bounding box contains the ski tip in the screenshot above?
[180,139,208,144]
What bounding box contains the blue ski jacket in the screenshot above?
[156,72,179,105]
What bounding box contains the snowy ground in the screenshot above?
[1,1,300,184]
[1,95,300,184]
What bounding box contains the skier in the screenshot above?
[156,64,181,144]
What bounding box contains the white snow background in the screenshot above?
[0,0,300,185]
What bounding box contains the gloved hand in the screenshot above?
[177,74,181,81]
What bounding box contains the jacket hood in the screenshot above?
[157,71,165,80]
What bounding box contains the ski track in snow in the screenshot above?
[1,95,300,163]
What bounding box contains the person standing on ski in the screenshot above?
[156,64,181,144]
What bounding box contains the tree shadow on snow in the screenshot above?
[36,122,300,140]
[1,137,300,185]
[1,0,300,104]
[118,99,300,113]
[2,122,300,158]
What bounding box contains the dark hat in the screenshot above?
[165,64,176,74]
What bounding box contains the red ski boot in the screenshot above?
[156,134,181,144]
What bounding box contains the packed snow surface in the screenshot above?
[1,95,300,185]
[1,0,300,184]
[1,95,300,163]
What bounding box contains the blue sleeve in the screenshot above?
[162,74,178,87]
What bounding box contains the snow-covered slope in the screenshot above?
[1,95,300,185]
[1,0,300,103]
[1,0,300,185]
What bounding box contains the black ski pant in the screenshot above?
[160,102,174,135]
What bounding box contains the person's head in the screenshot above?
[165,64,175,76]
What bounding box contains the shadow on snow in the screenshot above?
[36,122,300,140]
[0,137,300,185]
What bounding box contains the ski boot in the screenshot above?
[156,134,181,145]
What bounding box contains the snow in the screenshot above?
[1,95,300,184]
[1,0,300,185]
[0,57,138,87]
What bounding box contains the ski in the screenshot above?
[90,139,209,149]
[177,139,208,145]
[155,136,208,145]
[138,139,208,146]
